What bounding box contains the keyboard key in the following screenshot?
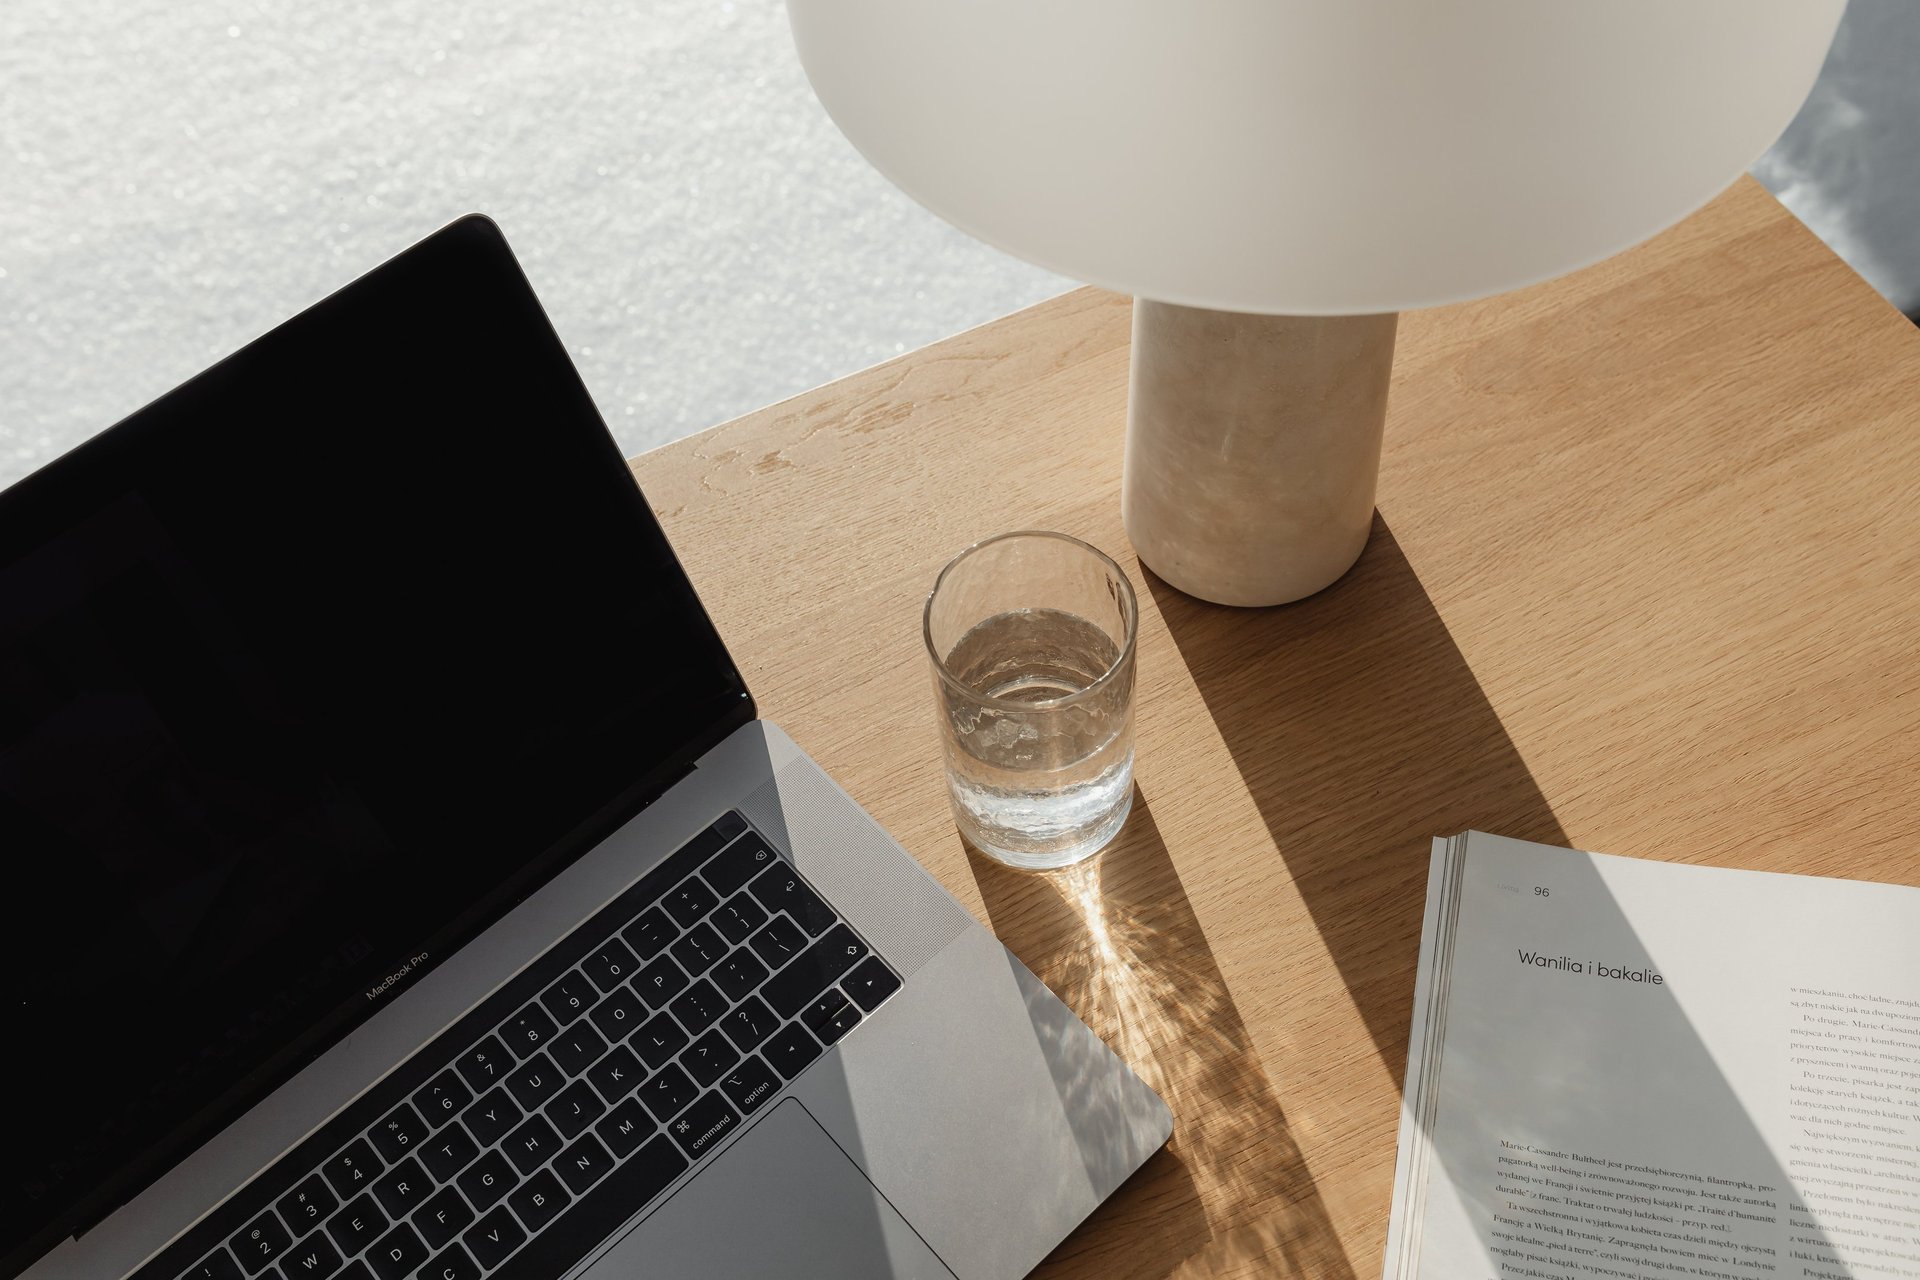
[420,1122,479,1183]
[184,1247,242,1280]
[594,1098,653,1159]
[746,915,807,970]
[410,1071,472,1131]
[229,1211,292,1275]
[275,1174,337,1237]
[586,985,647,1039]
[619,907,676,960]
[416,1245,479,1280]
[504,1113,563,1175]
[273,1232,339,1280]
[710,893,768,944]
[461,1206,526,1272]
[324,1195,386,1258]
[545,1078,606,1140]
[669,922,726,976]
[639,1064,700,1123]
[844,955,902,1010]
[582,937,640,992]
[453,1036,512,1093]
[762,1023,823,1080]
[701,832,778,897]
[814,998,863,1046]
[802,990,854,1036]
[331,1265,371,1280]
[500,1004,559,1059]
[471,1137,685,1280]
[669,978,727,1034]
[504,1051,562,1112]
[667,1091,740,1160]
[633,955,689,1009]
[368,1102,428,1163]
[719,1056,781,1116]
[661,877,719,929]
[585,1043,644,1103]
[370,1158,431,1220]
[320,1140,382,1200]
[414,1186,474,1252]
[538,971,598,1026]
[455,1149,518,1212]
[748,865,837,936]
[461,1089,522,1148]
[554,1132,616,1195]
[762,924,870,1017]
[711,948,769,1002]
[548,1020,608,1077]
[720,995,779,1053]
[507,1169,572,1235]
[633,1011,689,1069]
[364,1223,427,1280]
[680,1029,739,1087]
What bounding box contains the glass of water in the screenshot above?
[923,531,1138,869]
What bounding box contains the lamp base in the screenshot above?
[1122,301,1398,607]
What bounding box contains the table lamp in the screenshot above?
[787,1,1845,606]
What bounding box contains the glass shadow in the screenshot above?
[969,795,1360,1278]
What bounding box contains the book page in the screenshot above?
[1398,834,1920,1280]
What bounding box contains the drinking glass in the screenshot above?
[923,531,1138,869]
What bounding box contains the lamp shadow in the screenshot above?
[1145,516,1571,1085]
[968,795,1359,1279]
[1136,515,1858,1278]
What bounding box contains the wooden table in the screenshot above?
[628,177,1920,1279]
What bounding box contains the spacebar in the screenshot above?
[492,1135,689,1279]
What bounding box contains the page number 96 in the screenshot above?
[1534,886,1550,897]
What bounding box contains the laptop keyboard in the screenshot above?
[145,811,901,1280]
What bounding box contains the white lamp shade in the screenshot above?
[789,1,1845,314]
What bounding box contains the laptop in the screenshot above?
[3,217,1171,1280]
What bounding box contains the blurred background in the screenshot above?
[2,0,1914,490]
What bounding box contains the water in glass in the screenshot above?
[938,607,1133,868]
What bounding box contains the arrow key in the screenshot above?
[843,956,901,1011]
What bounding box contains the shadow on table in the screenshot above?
[968,795,1359,1278]
[1145,515,1570,1086]
[1139,515,1857,1278]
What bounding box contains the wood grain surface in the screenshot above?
[628,176,1920,1279]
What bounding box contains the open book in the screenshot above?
[1385,833,1920,1280]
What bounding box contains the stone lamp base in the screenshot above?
[1122,301,1399,607]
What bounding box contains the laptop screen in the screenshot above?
[0,218,751,1271]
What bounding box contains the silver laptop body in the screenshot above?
[11,216,1169,1280]
[29,720,1170,1280]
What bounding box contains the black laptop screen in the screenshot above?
[0,219,750,1271]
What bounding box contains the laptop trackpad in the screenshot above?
[582,1099,956,1279]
